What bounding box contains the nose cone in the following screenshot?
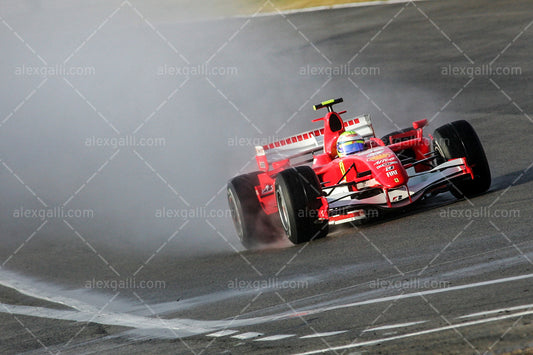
[362,148,408,188]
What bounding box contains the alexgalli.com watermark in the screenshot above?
[84,278,166,291]
[15,64,95,77]
[299,64,380,77]
[228,278,309,291]
[155,207,232,219]
[227,135,281,147]
[370,278,450,290]
[298,208,379,219]
[157,64,238,77]
[441,64,522,77]
[85,136,166,149]
[13,206,94,220]
[439,207,520,219]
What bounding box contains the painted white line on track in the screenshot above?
[255,334,296,341]
[295,309,533,354]
[0,302,216,336]
[232,332,263,339]
[206,330,239,337]
[1,270,533,339]
[0,271,100,313]
[457,303,533,319]
[362,320,426,332]
[295,273,533,317]
[300,331,348,339]
[234,0,428,19]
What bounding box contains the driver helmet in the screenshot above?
[336,131,365,157]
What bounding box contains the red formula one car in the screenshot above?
[227,98,491,249]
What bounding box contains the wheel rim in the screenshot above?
[276,186,290,234]
[227,189,244,240]
[433,142,446,166]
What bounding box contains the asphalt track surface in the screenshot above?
[1,0,533,354]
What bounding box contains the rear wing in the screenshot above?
[345,114,375,138]
[255,115,374,172]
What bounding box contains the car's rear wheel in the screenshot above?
[227,172,280,249]
[275,166,328,245]
[381,127,416,145]
[433,120,491,198]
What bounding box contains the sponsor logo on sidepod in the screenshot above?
[368,152,391,161]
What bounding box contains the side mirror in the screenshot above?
[413,119,428,130]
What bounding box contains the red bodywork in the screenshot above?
[253,109,456,223]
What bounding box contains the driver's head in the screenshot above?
[337,131,364,157]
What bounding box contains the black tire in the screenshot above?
[381,128,416,162]
[433,120,491,198]
[381,127,415,145]
[275,166,328,244]
[227,172,280,249]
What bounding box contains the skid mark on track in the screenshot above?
[2,269,533,341]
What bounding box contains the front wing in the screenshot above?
[324,158,471,224]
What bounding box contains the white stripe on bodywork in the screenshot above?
[327,158,467,209]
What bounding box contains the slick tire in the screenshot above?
[275,166,328,245]
[381,128,416,162]
[227,172,281,249]
[381,127,416,145]
[433,120,491,198]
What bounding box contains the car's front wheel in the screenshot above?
[433,120,491,198]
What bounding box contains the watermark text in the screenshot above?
[15,64,95,77]
[84,277,166,291]
[157,64,238,77]
[228,277,308,291]
[13,206,94,220]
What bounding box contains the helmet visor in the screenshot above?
[338,140,365,156]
